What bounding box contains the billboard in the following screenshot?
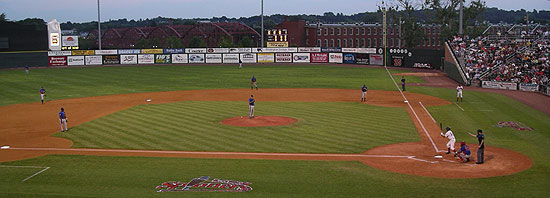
[188,54,205,63]
[298,47,321,52]
[343,53,356,64]
[369,54,383,65]
[85,55,103,65]
[120,55,138,64]
[356,54,369,65]
[48,51,72,56]
[293,53,310,63]
[240,53,257,63]
[206,48,230,53]
[47,19,61,51]
[49,56,67,66]
[62,36,78,47]
[138,54,155,64]
[329,53,343,63]
[118,49,141,54]
[171,54,188,64]
[223,54,240,63]
[481,81,518,90]
[275,53,292,63]
[257,53,275,63]
[95,50,118,55]
[103,55,120,64]
[310,53,328,63]
[253,48,298,53]
[163,48,185,54]
[321,48,342,53]
[519,83,539,92]
[266,42,289,47]
[72,50,95,56]
[206,54,223,63]
[141,49,164,54]
[155,54,171,64]
[229,48,252,53]
[185,48,207,53]
[342,48,377,54]
[391,55,404,67]
[67,56,85,66]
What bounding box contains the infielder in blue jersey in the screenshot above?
[59,107,68,132]
[40,86,46,104]
[361,84,368,102]
[248,95,255,119]
[251,75,258,90]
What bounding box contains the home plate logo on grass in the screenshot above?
[155,176,253,192]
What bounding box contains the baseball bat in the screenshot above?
[440,123,442,130]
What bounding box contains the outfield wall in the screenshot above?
[0,51,48,68]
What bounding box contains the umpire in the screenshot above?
[468,129,485,164]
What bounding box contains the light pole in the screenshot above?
[261,0,264,48]
[97,0,102,49]
[459,0,463,35]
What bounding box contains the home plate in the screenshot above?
[1,145,10,149]
[146,99,152,102]
[434,155,443,159]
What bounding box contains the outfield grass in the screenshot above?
[0,65,421,106]
[54,101,419,153]
[0,154,547,198]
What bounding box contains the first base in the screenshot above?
[404,100,409,103]
[146,99,152,102]
[1,145,10,149]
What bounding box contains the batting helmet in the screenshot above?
[445,126,451,131]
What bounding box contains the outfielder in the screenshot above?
[59,107,68,132]
[248,95,255,119]
[440,126,456,154]
[40,86,46,104]
[251,75,258,90]
[456,84,464,102]
[361,84,368,102]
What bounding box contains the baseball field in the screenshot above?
[0,65,549,197]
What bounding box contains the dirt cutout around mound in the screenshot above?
[0,88,532,178]
[222,116,297,127]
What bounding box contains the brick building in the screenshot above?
[276,19,443,50]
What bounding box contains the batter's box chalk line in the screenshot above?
[0,165,51,182]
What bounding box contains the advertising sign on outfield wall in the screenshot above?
[206,54,223,63]
[257,53,275,63]
[95,50,118,55]
[186,48,207,53]
[189,54,205,63]
[48,51,72,56]
[321,48,342,53]
[293,53,310,63]
[72,50,95,56]
[481,81,518,90]
[369,54,383,65]
[67,56,85,66]
[61,36,79,47]
[240,53,257,63]
[297,47,321,52]
[253,48,298,53]
[163,48,185,54]
[329,53,343,63]
[222,54,239,63]
[103,55,120,64]
[120,55,138,64]
[519,83,539,92]
[356,54,369,65]
[49,56,67,66]
[310,53,328,63]
[343,53,356,64]
[85,55,103,65]
[275,53,292,63]
[155,54,171,64]
[118,49,141,54]
[171,54,188,64]
[342,48,377,54]
[141,49,164,54]
[207,48,230,53]
[138,54,155,64]
[229,48,252,53]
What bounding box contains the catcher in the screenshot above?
[457,141,471,163]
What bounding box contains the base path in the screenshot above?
[0,88,532,178]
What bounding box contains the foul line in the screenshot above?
[5,147,413,158]
[419,102,437,123]
[383,66,440,153]
[0,165,50,182]
[454,102,465,111]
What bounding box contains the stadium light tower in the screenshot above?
[97,0,102,50]
[459,0,463,35]
[261,0,264,48]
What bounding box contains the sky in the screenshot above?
[0,0,549,23]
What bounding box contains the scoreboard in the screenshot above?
[266,29,288,47]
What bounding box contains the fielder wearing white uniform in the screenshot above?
[456,85,463,102]
[441,126,456,154]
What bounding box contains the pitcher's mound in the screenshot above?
[222,116,297,127]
